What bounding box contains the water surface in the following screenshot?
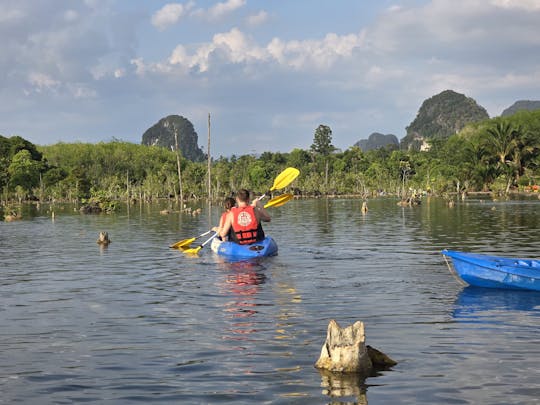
[1,197,539,404]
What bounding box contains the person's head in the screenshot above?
[236,189,250,203]
[224,197,235,211]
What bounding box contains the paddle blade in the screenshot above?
[270,167,299,191]
[183,245,202,255]
[264,193,293,208]
[170,237,196,249]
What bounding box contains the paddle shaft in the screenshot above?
[184,232,218,254]
[170,229,213,249]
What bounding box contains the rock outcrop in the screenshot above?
[141,115,205,162]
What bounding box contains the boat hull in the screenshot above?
[442,249,540,291]
[211,236,278,260]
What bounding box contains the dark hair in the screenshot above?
[236,189,250,203]
[224,197,235,210]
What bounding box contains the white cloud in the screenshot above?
[367,0,540,55]
[151,2,193,30]
[26,72,99,99]
[266,32,363,70]
[492,0,540,10]
[386,5,402,12]
[208,0,245,19]
[247,10,268,26]
[131,58,147,75]
[114,68,125,78]
[27,72,60,92]
[192,0,246,20]
[167,28,264,72]
[68,83,97,99]
[160,28,364,73]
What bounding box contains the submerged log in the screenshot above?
[80,204,102,214]
[315,320,396,374]
[4,211,21,222]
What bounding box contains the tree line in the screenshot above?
[1,109,539,206]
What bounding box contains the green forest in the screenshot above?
[1,110,540,210]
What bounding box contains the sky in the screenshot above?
[1,0,540,157]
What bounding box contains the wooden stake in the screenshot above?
[207,113,211,201]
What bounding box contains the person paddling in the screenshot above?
[219,189,271,245]
[212,197,236,240]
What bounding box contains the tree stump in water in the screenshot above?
[315,320,396,374]
[361,201,368,214]
[97,232,111,246]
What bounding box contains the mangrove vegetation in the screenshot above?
[1,109,540,207]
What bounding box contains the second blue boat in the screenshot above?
[442,249,540,291]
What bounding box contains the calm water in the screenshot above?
[1,197,539,404]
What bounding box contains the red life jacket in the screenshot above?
[231,205,259,245]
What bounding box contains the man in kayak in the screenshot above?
[219,189,271,245]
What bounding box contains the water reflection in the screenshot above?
[318,369,368,405]
[453,286,540,319]
[216,261,267,341]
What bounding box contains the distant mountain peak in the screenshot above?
[354,132,398,151]
[501,100,540,117]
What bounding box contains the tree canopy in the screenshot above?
[1,109,540,205]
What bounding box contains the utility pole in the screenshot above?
[174,128,184,207]
[207,113,211,201]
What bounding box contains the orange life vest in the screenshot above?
[231,205,259,245]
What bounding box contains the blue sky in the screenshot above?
[1,0,540,156]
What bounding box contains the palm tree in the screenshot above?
[485,121,519,165]
[483,121,521,193]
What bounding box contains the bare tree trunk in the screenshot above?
[174,129,184,206]
[39,172,44,202]
[126,171,130,202]
[505,176,512,195]
[325,159,329,193]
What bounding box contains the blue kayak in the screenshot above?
[442,249,540,291]
[211,236,278,260]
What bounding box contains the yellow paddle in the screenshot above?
[170,229,213,249]
[257,167,300,201]
[268,167,300,193]
[264,193,294,208]
[183,232,218,255]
